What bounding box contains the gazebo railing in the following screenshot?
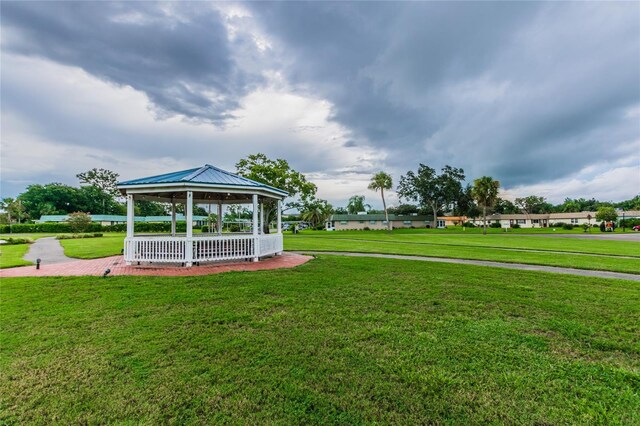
[124,234,283,264]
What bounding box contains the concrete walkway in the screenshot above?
[1,253,313,277]
[294,251,640,281]
[23,237,74,264]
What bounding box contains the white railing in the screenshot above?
[124,233,283,264]
[258,233,283,257]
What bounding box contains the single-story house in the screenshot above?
[326,213,433,231]
[37,214,208,227]
[436,216,468,228]
[469,210,640,228]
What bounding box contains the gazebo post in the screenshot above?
[217,200,223,236]
[125,193,134,265]
[260,202,265,234]
[277,200,282,234]
[277,199,282,255]
[170,198,176,237]
[252,194,259,262]
[185,191,193,267]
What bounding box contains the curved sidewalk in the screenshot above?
[1,253,312,277]
[294,251,640,281]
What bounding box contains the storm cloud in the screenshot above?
[1,1,639,205]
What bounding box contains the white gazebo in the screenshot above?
[117,164,288,266]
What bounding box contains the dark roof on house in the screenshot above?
[331,214,433,221]
[117,164,288,196]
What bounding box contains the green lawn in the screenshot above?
[58,232,126,259]
[2,256,638,424]
[0,244,33,269]
[4,230,638,274]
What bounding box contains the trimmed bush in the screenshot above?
[510,224,521,229]
[462,222,476,228]
[0,237,33,245]
[562,224,574,230]
[56,233,104,240]
[490,222,502,228]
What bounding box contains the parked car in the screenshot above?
[633,225,640,231]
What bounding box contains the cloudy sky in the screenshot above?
[1,1,639,208]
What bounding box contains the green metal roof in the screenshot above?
[117,164,288,196]
[331,214,433,221]
[37,214,208,223]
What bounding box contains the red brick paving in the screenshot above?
[0,253,313,278]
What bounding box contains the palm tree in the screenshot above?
[472,176,500,235]
[368,172,393,231]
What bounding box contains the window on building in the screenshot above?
[369,220,376,224]
[340,221,347,225]
[403,220,412,225]
[359,220,365,224]
[517,219,526,224]
[571,218,579,224]
[532,219,539,224]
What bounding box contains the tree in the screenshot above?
[493,198,520,214]
[397,164,465,228]
[76,168,120,197]
[471,176,500,235]
[135,200,167,216]
[388,204,419,215]
[368,171,393,231]
[67,212,92,233]
[346,195,371,214]
[301,199,333,228]
[333,206,348,215]
[595,206,617,223]
[236,153,317,233]
[1,198,27,224]
[457,184,481,218]
[515,195,550,220]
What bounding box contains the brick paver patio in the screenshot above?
[1,253,313,277]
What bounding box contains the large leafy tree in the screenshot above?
[236,153,317,233]
[301,199,333,228]
[515,195,552,220]
[493,198,520,214]
[595,206,617,223]
[0,198,27,224]
[346,195,371,214]
[76,168,120,197]
[368,172,393,231]
[472,176,500,235]
[397,164,465,228]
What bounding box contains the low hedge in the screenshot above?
[56,233,104,240]
[0,237,34,245]
[1,221,193,233]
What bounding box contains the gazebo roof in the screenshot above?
[117,164,288,198]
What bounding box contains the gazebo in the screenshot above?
[117,164,288,266]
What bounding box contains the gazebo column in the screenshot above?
[217,200,223,236]
[277,200,282,234]
[277,199,283,255]
[185,191,193,267]
[252,194,259,262]
[126,194,135,238]
[170,198,176,237]
[125,193,134,265]
[260,202,265,234]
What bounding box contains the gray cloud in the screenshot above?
[1,1,639,204]
[248,2,640,186]
[2,1,263,124]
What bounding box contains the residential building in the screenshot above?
[326,213,433,231]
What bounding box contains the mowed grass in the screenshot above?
[58,232,126,259]
[2,256,639,424]
[285,232,640,274]
[0,244,33,269]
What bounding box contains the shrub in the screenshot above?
[67,212,92,233]
[462,222,476,228]
[599,222,606,232]
[619,218,640,228]
[0,237,33,245]
[56,233,103,240]
[561,224,574,230]
[511,224,521,229]
[490,222,502,228]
